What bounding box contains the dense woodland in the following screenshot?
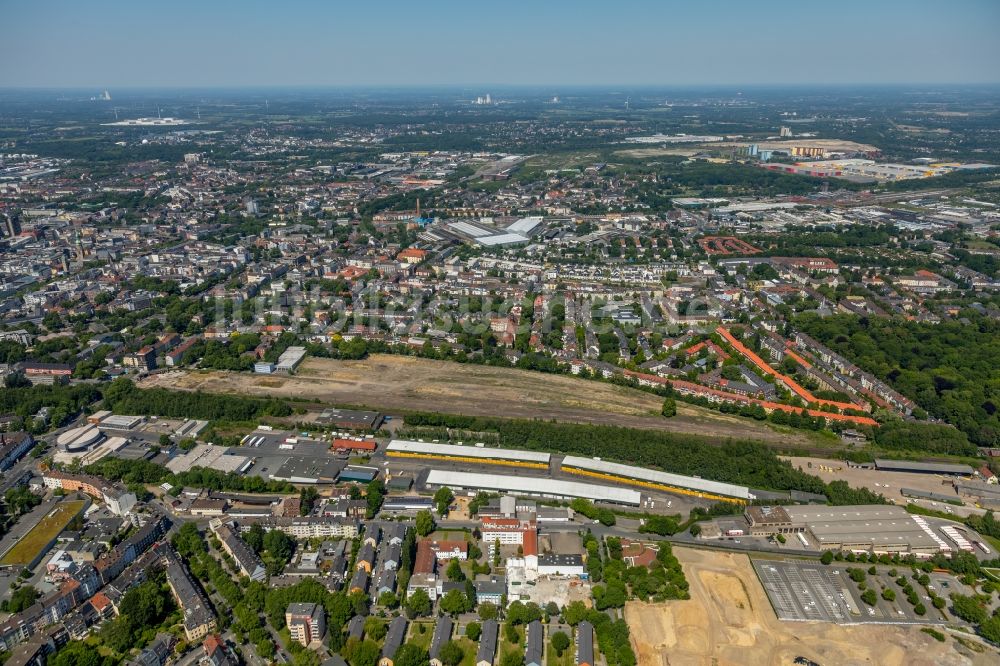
[796,313,1000,447]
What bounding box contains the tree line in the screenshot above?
[401,411,880,502]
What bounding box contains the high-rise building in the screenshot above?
[286,603,325,647]
[779,126,793,137]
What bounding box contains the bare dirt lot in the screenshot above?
[625,547,992,666]
[783,456,985,518]
[142,355,820,445]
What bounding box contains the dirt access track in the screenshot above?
[141,354,818,445]
[625,547,991,666]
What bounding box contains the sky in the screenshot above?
[2,0,999,88]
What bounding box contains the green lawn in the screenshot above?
[982,567,1000,583]
[407,621,436,650]
[546,641,573,666]
[430,530,470,541]
[981,535,1000,554]
[455,637,478,666]
[0,500,87,566]
[499,623,526,662]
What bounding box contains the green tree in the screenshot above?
[979,615,1000,644]
[466,621,482,641]
[244,523,265,552]
[661,396,677,418]
[440,588,471,616]
[446,558,466,582]
[364,617,388,641]
[438,641,464,666]
[551,630,571,655]
[416,509,436,536]
[820,551,834,565]
[263,529,295,562]
[479,602,499,620]
[434,486,455,515]
[500,652,524,666]
[5,585,38,613]
[300,486,320,515]
[950,594,987,624]
[861,589,877,606]
[405,589,432,618]
[347,640,380,666]
[394,644,429,666]
[50,642,105,666]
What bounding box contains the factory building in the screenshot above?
[744,504,958,556]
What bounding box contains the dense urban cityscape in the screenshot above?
[2,2,1000,666]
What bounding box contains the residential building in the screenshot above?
[429,616,454,666]
[576,621,594,666]
[476,619,499,666]
[164,552,216,642]
[210,521,266,582]
[525,619,544,666]
[285,603,325,647]
[379,616,408,666]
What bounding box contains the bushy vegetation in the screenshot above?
[103,377,292,421]
[0,383,101,432]
[83,457,293,493]
[570,498,616,526]
[561,601,637,666]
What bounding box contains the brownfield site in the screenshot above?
[626,547,991,666]
[783,456,986,518]
[141,354,820,445]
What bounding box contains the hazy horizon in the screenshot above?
[2,0,999,88]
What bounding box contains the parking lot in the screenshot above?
[752,559,948,625]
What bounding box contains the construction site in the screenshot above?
[625,547,993,666]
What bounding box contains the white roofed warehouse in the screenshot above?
[424,469,642,506]
[560,455,751,502]
[386,440,550,469]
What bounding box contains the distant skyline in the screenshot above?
[2,0,999,88]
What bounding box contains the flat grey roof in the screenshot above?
[785,504,943,550]
[874,459,974,475]
[784,505,908,522]
[270,457,344,483]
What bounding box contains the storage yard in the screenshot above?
[624,547,987,666]
[783,456,986,518]
[140,355,824,445]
